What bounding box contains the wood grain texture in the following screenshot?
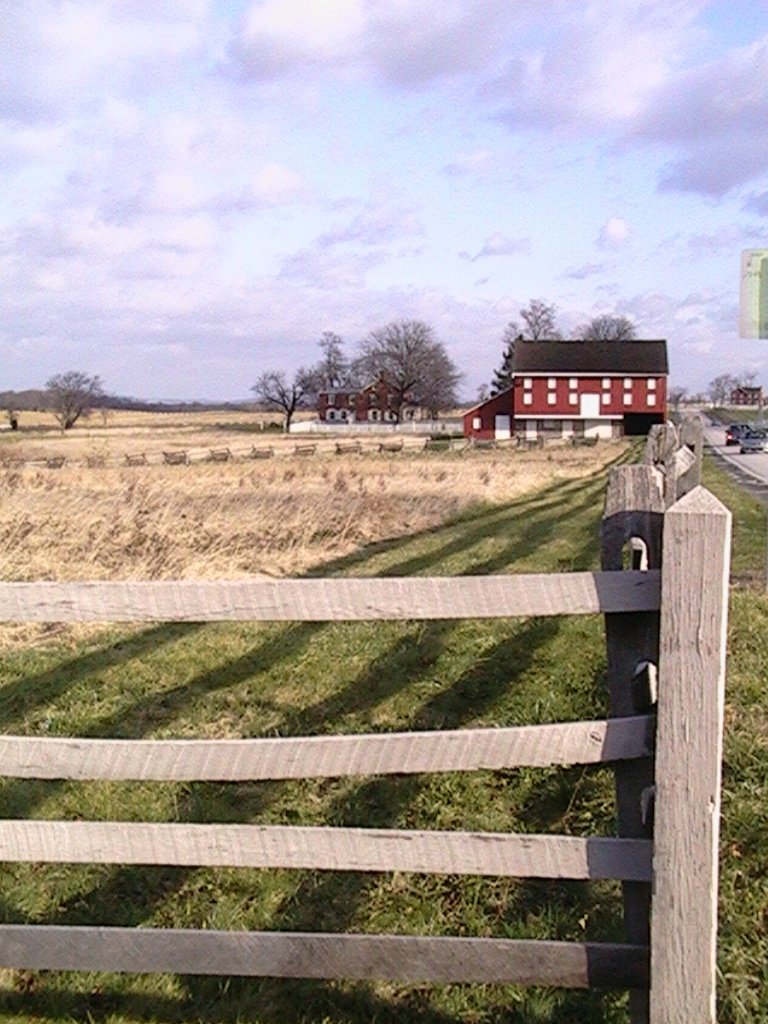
[676,415,704,500]
[0,716,655,781]
[0,821,653,880]
[601,462,665,1024]
[0,572,661,623]
[0,926,649,988]
[650,485,731,1024]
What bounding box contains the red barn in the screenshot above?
[464,339,668,441]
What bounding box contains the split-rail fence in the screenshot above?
[0,419,730,1023]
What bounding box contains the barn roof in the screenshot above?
[512,339,668,375]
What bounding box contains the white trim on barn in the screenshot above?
[516,416,622,441]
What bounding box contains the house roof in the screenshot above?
[461,386,513,417]
[512,339,668,375]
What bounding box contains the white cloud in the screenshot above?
[620,34,768,196]
[487,1,705,131]
[561,262,607,280]
[319,199,423,247]
[461,233,531,261]
[226,0,541,85]
[443,149,494,176]
[0,1,204,123]
[597,217,630,249]
[250,164,311,205]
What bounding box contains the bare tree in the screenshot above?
[316,332,350,389]
[355,319,460,422]
[708,374,736,406]
[668,386,687,413]
[251,368,318,432]
[46,371,104,430]
[734,368,758,388]
[578,314,637,341]
[505,299,562,341]
[413,345,462,419]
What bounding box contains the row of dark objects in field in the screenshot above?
[16,433,602,470]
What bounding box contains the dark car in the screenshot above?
[725,423,751,445]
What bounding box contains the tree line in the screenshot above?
[255,303,641,429]
[17,302,747,435]
[253,321,462,430]
[485,300,638,398]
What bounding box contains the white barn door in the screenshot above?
[580,394,600,418]
[494,415,511,440]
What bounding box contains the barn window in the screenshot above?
[602,378,611,388]
[523,377,532,388]
[523,394,533,405]
[547,393,556,405]
[547,377,556,387]
[623,394,632,406]
[648,379,657,391]
[569,393,577,405]
[472,416,481,429]
[624,377,632,389]
[569,377,577,388]
[602,393,610,405]
[648,395,657,407]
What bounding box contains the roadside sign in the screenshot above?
[740,250,768,338]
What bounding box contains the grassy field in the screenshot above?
[0,442,764,1022]
[0,429,626,654]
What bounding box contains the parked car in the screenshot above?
[739,430,768,454]
[725,422,751,445]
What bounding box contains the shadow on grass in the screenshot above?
[0,449,634,1023]
[311,448,635,581]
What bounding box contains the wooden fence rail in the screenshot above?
[0,417,730,1023]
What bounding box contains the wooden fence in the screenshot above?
[0,418,730,1022]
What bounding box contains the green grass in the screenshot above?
[701,454,768,1022]
[0,449,765,1022]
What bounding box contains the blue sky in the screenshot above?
[1,0,767,401]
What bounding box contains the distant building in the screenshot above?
[729,385,763,407]
[464,339,668,441]
[317,379,418,424]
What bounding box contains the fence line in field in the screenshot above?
[3,429,615,470]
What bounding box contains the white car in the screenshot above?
[739,430,768,454]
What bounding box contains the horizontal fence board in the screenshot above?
[0,716,655,781]
[0,572,660,623]
[0,821,652,880]
[0,926,649,988]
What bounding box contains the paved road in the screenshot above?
[704,421,768,504]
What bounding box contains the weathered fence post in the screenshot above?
[601,463,665,1024]
[649,486,731,1023]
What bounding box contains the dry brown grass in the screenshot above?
[0,415,628,648]
[0,446,623,583]
[0,408,301,463]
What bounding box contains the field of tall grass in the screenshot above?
[0,426,626,653]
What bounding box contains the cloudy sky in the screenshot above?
[1,0,767,401]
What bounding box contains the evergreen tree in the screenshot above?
[490,323,520,395]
